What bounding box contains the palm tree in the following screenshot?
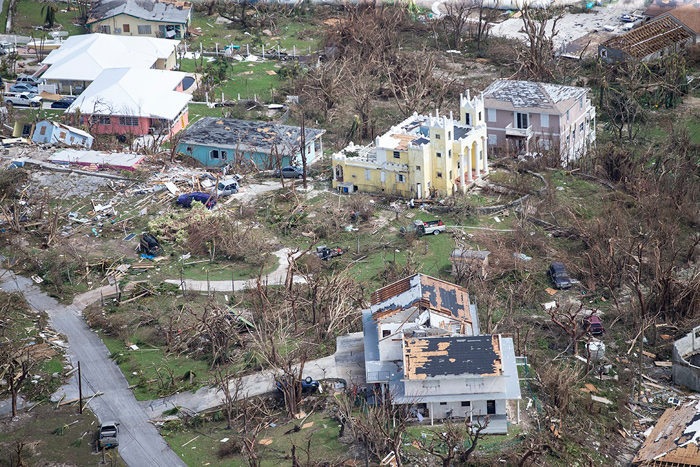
[42,3,58,29]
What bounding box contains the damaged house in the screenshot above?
[362,274,521,433]
[87,0,192,39]
[176,117,325,169]
[633,401,700,466]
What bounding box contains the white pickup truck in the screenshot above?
[413,219,446,236]
[4,92,41,107]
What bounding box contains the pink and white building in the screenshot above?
[67,67,191,138]
[482,80,596,163]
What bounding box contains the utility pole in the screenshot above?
[78,361,83,414]
[300,110,307,189]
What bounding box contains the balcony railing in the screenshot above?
[505,123,533,138]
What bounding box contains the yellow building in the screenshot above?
[332,91,489,198]
[87,0,191,39]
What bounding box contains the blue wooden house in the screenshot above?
[176,117,325,169]
[32,120,93,148]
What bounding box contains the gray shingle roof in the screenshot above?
[483,79,588,113]
[88,0,191,25]
[180,117,325,154]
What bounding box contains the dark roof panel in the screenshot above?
[404,335,502,379]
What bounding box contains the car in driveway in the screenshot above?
[15,74,41,86]
[274,166,304,179]
[548,262,572,289]
[10,83,38,93]
[176,192,216,209]
[276,376,321,394]
[51,96,75,109]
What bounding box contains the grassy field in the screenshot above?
[12,1,86,37]
[0,404,117,465]
[164,411,348,467]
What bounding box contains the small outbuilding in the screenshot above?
[449,249,490,278]
[32,120,93,148]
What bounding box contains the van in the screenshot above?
[217,179,239,197]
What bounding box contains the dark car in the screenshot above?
[316,245,344,261]
[176,192,216,209]
[51,96,75,109]
[584,315,604,336]
[274,166,304,179]
[548,262,572,289]
[276,376,320,393]
[139,233,164,257]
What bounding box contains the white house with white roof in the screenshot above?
[40,34,179,92]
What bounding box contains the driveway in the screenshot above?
[0,271,186,467]
[165,247,307,292]
[143,333,366,417]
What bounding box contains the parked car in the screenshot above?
[217,178,239,197]
[51,96,75,109]
[139,233,164,257]
[413,219,446,236]
[176,192,216,209]
[316,245,344,261]
[0,42,16,55]
[584,315,604,336]
[10,83,38,93]
[98,422,119,449]
[15,74,41,86]
[274,166,304,179]
[548,262,572,289]
[276,376,320,394]
[4,92,41,107]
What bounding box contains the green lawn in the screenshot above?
[164,412,347,467]
[13,1,86,37]
[102,334,212,401]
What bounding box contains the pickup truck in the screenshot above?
[413,219,446,236]
[98,422,119,449]
[4,92,41,107]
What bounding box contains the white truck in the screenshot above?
[4,92,41,107]
[413,219,446,236]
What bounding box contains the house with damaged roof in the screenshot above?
[87,0,191,39]
[331,90,488,198]
[362,274,521,433]
[176,117,325,169]
[633,401,700,466]
[599,5,700,64]
[482,79,596,162]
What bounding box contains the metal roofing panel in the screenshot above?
[403,335,502,379]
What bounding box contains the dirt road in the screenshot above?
[0,271,186,467]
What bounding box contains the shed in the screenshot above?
[449,249,490,278]
[32,120,93,148]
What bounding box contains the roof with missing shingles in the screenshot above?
[88,0,192,25]
[370,274,477,335]
[601,15,694,59]
[403,335,502,379]
[482,79,588,114]
[179,117,325,155]
[633,402,700,466]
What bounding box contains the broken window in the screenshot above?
[98,25,111,34]
[210,149,220,159]
[382,330,391,338]
[395,174,405,183]
[415,165,421,171]
[59,131,67,139]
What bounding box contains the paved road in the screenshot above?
[165,247,307,292]
[0,271,187,467]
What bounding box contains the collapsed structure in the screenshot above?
[362,274,521,433]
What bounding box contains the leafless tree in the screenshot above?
[545,302,593,357]
[516,5,564,81]
[423,415,490,466]
[215,365,243,430]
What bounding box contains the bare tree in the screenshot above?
[545,302,593,357]
[516,5,564,80]
[214,366,243,430]
[423,415,490,466]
